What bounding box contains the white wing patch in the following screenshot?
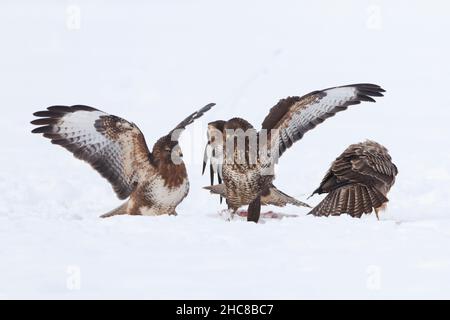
[32,106,151,200]
[56,110,114,153]
[280,87,357,144]
[265,84,384,158]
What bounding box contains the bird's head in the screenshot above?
[224,117,254,132]
[224,118,258,163]
[223,117,256,142]
[151,136,183,166]
[207,120,226,141]
[208,120,226,130]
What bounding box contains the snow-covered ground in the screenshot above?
[1,0,450,299]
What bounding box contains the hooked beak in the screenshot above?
[176,146,183,158]
[171,145,184,165]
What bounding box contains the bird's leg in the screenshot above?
[375,203,387,221]
[247,196,261,223]
[229,208,238,221]
[375,208,380,221]
[220,208,236,221]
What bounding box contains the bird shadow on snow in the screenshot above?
[205,208,390,224]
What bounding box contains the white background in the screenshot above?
[1,0,449,299]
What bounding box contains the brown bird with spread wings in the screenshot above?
[309,140,398,219]
[31,103,215,218]
[203,84,385,223]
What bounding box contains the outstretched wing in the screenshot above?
[170,103,216,140]
[312,140,398,196]
[31,105,153,200]
[261,84,385,159]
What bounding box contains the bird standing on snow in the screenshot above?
[309,140,398,219]
[203,84,385,223]
[31,103,215,218]
[203,121,310,214]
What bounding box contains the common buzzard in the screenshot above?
[203,84,385,222]
[32,103,215,217]
[309,140,398,219]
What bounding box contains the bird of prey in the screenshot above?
[203,84,385,223]
[308,140,398,219]
[203,119,309,211]
[203,119,311,218]
[31,103,215,218]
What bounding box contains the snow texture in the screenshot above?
[1,0,449,299]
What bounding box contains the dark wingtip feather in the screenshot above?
[354,84,386,97]
[32,105,101,136]
[47,106,73,113]
[173,102,216,133]
[343,83,385,96]
[195,103,216,121]
[71,105,99,112]
[358,95,377,103]
[209,164,214,185]
[33,105,98,118]
[217,171,223,204]
[32,126,53,134]
[203,102,216,110]
[308,186,322,199]
[202,141,210,175]
[201,102,216,112]
[43,133,60,139]
[31,118,59,126]
[359,90,384,97]
[202,161,207,175]
[33,111,61,118]
[353,83,385,90]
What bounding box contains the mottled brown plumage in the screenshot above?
[309,140,398,219]
[203,84,385,222]
[204,183,310,208]
[32,103,215,217]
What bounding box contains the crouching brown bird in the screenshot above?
[31,103,215,218]
[203,84,385,223]
[308,140,398,219]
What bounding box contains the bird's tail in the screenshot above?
[205,183,311,209]
[204,184,226,198]
[100,202,129,218]
[262,185,311,208]
[308,184,388,218]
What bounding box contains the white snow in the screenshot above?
[1,0,450,299]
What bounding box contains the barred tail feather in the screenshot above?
[308,184,388,217]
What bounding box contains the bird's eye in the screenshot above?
[164,147,171,152]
